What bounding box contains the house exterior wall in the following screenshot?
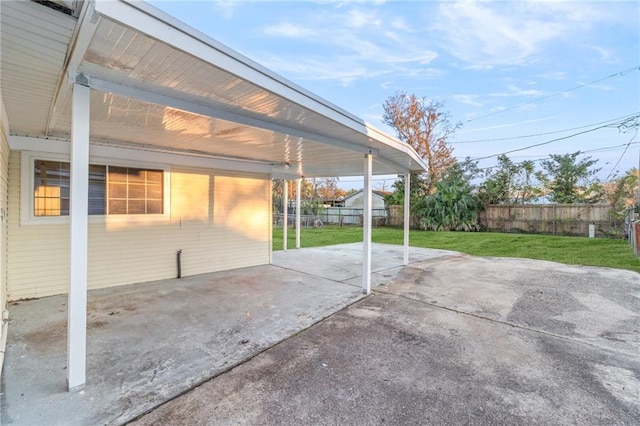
[0,94,9,314]
[7,152,270,300]
[344,191,386,209]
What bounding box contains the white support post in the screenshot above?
[403,172,411,266]
[283,180,288,251]
[295,178,301,249]
[67,75,90,392]
[362,153,373,294]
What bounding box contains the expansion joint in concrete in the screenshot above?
[376,290,634,358]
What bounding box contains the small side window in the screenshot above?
[34,160,70,216]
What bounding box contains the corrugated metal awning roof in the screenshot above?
[1,0,427,177]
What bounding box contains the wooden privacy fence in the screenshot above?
[479,204,624,238]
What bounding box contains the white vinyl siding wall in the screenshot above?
[0,95,9,310]
[7,153,270,300]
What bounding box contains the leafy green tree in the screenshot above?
[442,157,482,184]
[415,175,480,231]
[514,160,540,203]
[478,155,541,205]
[384,174,430,214]
[537,152,603,204]
[603,168,638,218]
[383,91,461,194]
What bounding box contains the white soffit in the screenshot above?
[34,0,427,176]
[0,1,76,136]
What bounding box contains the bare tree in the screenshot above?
[383,91,460,193]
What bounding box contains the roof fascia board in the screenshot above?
[89,77,380,157]
[93,0,409,154]
[373,155,414,175]
[364,125,428,171]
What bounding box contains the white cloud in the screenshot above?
[430,1,612,68]
[256,4,439,86]
[578,82,614,91]
[384,30,402,43]
[490,84,546,98]
[346,9,381,28]
[588,45,613,62]
[453,94,482,107]
[212,1,236,19]
[256,54,388,87]
[399,67,444,79]
[536,71,567,80]
[263,22,316,38]
[459,116,555,134]
[391,17,411,32]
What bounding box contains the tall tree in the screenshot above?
[383,91,460,194]
[603,168,638,218]
[478,155,540,205]
[442,157,482,185]
[314,177,342,200]
[536,152,603,204]
[384,174,430,216]
[514,160,540,204]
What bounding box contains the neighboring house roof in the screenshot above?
[344,189,389,202]
[0,0,428,178]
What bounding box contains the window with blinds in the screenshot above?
[34,160,163,216]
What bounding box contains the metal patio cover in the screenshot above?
[1,0,427,178]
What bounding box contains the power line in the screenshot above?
[469,114,639,161]
[506,141,640,159]
[605,129,639,181]
[471,125,612,161]
[465,65,640,123]
[453,112,640,144]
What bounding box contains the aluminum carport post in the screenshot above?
[403,172,411,265]
[283,180,288,251]
[67,75,90,391]
[362,152,373,294]
[295,179,301,249]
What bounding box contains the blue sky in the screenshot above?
[149,0,639,190]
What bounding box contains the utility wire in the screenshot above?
[605,128,639,180]
[465,65,640,123]
[470,114,639,161]
[471,125,611,161]
[453,112,640,144]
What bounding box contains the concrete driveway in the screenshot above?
[134,251,640,425]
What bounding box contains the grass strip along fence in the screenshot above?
[273,226,640,274]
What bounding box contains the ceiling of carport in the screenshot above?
[2,0,427,178]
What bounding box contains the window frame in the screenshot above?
[21,151,171,226]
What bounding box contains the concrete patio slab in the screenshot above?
[272,242,457,282]
[377,253,640,355]
[1,243,451,425]
[133,252,640,425]
[134,290,640,425]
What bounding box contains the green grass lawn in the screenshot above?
[273,226,640,273]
